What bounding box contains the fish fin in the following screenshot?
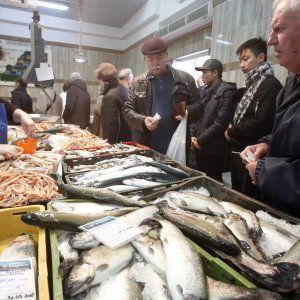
[140,218,162,229]
[206,207,213,215]
[180,200,188,207]
[156,200,169,210]
[98,264,109,271]
[176,284,183,295]
[148,247,154,255]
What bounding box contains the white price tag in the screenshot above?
[0,259,36,300]
[78,216,143,249]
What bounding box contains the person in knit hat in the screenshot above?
[94,63,133,143]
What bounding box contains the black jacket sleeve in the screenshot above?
[227,78,282,140]
[63,86,76,122]
[198,89,235,146]
[11,92,22,109]
[186,78,202,123]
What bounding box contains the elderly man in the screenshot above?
[63,72,91,129]
[240,0,300,217]
[119,68,134,89]
[124,37,201,155]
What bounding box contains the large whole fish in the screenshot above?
[146,161,189,178]
[224,213,265,262]
[159,203,241,256]
[57,231,79,277]
[158,219,207,300]
[58,184,146,207]
[207,277,283,300]
[21,207,138,231]
[64,244,135,296]
[129,261,171,300]
[82,267,142,300]
[221,202,262,240]
[165,191,227,217]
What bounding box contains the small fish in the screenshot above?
[57,232,79,277]
[207,276,283,300]
[221,202,262,240]
[21,207,138,231]
[157,219,208,300]
[64,244,135,296]
[146,161,189,178]
[165,191,227,217]
[58,184,147,207]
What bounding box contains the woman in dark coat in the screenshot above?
[11,78,33,114]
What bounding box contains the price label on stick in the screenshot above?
[0,259,36,300]
[78,216,143,249]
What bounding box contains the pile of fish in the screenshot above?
[22,201,283,299]
[151,188,300,293]
[66,154,190,192]
[0,171,62,208]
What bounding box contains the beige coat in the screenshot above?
[35,87,62,116]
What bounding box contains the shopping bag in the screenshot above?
[0,103,8,144]
[166,115,187,165]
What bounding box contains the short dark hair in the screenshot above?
[63,82,71,92]
[236,38,267,61]
[16,77,27,88]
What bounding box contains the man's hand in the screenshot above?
[240,143,268,164]
[144,116,159,131]
[0,145,23,160]
[245,161,258,185]
[191,137,201,150]
[224,130,231,142]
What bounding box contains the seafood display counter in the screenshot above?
[0,205,49,300]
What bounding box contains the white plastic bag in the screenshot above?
[166,115,187,165]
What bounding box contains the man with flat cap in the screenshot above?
[124,37,201,156]
[191,59,237,181]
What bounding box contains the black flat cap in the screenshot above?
[195,58,223,74]
[141,37,168,55]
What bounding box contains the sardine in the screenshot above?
[158,219,207,300]
[159,203,241,256]
[146,161,189,178]
[21,207,138,231]
[207,277,283,300]
[82,267,142,300]
[64,244,135,296]
[69,232,101,250]
[224,213,265,262]
[165,191,227,217]
[58,184,147,207]
[57,232,79,277]
[221,202,262,240]
[129,262,171,300]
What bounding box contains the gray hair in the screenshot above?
[273,0,300,13]
[119,68,133,80]
[70,72,81,81]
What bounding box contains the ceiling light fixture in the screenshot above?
[37,1,69,10]
[73,0,87,64]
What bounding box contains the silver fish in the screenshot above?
[166,191,226,217]
[106,185,139,193]
[221,202,262,240]
[207,276,283,300]
[57,232,79,277]
[224,213,265,262]
[131,227,166,275]
[69,232,100,250]
[129,261,171,300]
[82,267,142,300]
[158,219,207,300]
[123,178,163,188]
[64,244,135,296]
[58,184,147,207]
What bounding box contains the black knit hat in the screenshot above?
[141,37,168,55]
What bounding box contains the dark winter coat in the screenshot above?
[11,87,33,114]
[101,80,133,144]
[63,79,91,129]
[192,80,237,154]
[0,98,17,121]
[227,76,282,151]
[256,75,300,217]
[124,65,201,151]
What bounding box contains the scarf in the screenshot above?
[233,61,274,124]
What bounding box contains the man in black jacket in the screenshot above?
[240,0,300,218]
[11,78,33,114]
[124,37,201,155]
[225,38,282,199]
[191,59,237,182]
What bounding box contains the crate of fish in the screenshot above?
[141,176,300,295]
[62,149,204,195]
[0,205,49,300]
[27,199,267,300]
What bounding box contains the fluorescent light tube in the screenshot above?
[37,1,69,10]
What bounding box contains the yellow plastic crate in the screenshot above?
[0,205,50,300]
